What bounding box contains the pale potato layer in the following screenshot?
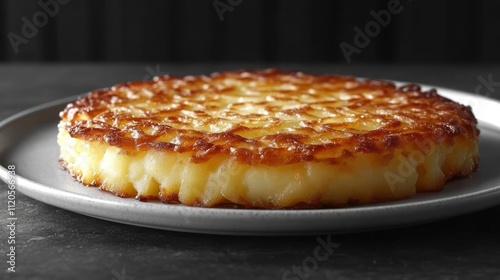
[58,129,478,208]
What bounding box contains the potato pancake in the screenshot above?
[57,69,479,208]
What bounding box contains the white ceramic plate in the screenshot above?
[1,87,500,236]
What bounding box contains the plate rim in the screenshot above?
[1,85,500,235]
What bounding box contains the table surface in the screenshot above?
[1,64,500,280]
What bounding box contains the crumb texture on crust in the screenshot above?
[57,69,480,208]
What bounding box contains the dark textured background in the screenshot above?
[1,64,500,280]
[2,1,500,278]
[2,0,500,63]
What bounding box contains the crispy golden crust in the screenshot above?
[59,69,478,166]
[58,69,480,208]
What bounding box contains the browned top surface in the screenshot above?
[59,69,479,165]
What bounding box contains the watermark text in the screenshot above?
[339,0,411,63]
[282,235,340,280]
[7,0,70,54]
[213,0,243,22]
[6,165,17,273]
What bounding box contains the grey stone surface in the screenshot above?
[1,64,500,280]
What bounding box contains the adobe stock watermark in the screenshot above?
[205,157,244,194]
[475,74,500,97]
[7,0,70,54]
[384,138,436,191]
[281,235,341,280]
[6,165,17,273]
[212,0,243,22]
[143,64,169,81]
[111,267,135,280]
[462,73,499,111]
[339,0,412,63]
